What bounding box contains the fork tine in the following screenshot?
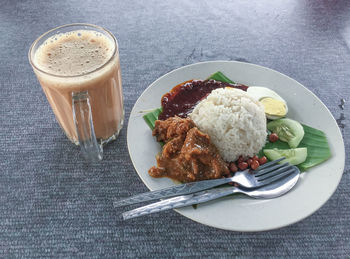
[254,162,289,176]
[257,168,296,186]
[256,164,294,181]
[255,157,285,171]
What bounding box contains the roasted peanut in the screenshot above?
[238,162,248,170]
[258,156,268,165]
[251,160,260,170]
[229,162,238,173]
[269,133,279,142]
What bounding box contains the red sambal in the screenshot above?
[158,79,248,120]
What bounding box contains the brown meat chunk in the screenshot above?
[152,116,195,142]
[149,118,229,182]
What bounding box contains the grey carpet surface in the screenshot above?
[0,0,349,257]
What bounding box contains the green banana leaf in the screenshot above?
[143,71,331,170]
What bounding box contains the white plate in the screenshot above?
[127,61,345,231]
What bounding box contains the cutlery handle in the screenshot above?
[122,187,237,220]
[114,178,232,207]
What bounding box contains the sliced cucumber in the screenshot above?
[267,118,304,148]
[263,147,307,165]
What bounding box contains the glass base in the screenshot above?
[101,116,124,146]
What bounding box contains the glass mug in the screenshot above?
[29,24,124,161]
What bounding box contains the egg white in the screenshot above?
[247,86,288,119]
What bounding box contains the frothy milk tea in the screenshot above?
[32,30,124,143]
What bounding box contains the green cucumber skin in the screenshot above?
[267,118,304,148]
[263,147,307,165]
[142,72,331,171]
[262,124,331,171]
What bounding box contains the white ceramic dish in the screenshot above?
[127,61,345,232]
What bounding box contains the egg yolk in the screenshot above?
[260,97,286,116]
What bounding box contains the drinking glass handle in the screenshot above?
[72,91,103,161]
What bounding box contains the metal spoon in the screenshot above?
[114,157,291,208]
[122,166,300,220]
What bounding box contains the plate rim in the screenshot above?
[127,60,345,232]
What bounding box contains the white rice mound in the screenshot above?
[189,87,267,162]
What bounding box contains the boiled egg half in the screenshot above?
[247,86,288,120]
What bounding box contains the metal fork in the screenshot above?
[122,166,300,220]
[114,157,293,207]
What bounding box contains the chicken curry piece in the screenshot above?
[148,117,229,182]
